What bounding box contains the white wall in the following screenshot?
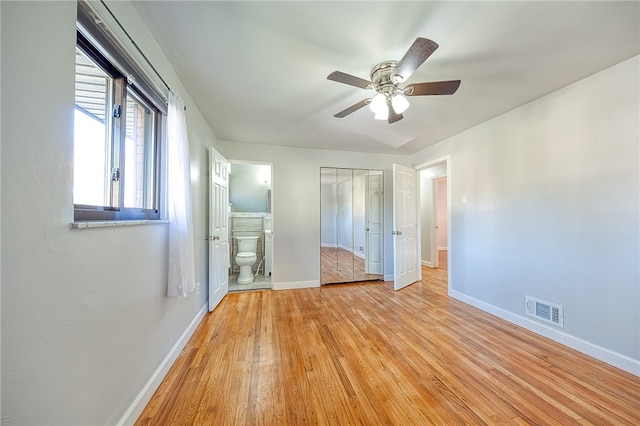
[220,141,411,287]
[1,1,218,424]
[412,57,640,369]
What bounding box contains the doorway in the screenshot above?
[417,157,451,292]
[228,161,273,291]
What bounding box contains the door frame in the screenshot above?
[415,155,452,294]
[227,159,274,286]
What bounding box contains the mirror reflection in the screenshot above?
[320,168,384,284]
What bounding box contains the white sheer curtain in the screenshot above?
[167,91,196,297]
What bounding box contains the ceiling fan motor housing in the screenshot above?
[370,60,402,97]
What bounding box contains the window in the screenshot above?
[74,5,164,221]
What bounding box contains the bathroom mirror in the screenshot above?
[320,168,384,284]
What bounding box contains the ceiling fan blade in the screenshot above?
[334,99,370,118]
[404,80,461,96]
[395,38,439,82]
[387,100,403,124]
[327,71,372,89]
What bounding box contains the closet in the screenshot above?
[320,168,384,284]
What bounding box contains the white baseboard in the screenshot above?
[273,280,320,290]
[384,274,394,281]
[117,304,208,425]
[438,247,448,251]
[337,244,354,253]
[449,290,640,377]
[421,260,434,267]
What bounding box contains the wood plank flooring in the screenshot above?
[136,252,640,425]
[321,247,382,284]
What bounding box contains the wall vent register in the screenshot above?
[525,296,564,328]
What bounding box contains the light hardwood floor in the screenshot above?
[320,247,383,284]
[136,252,639,425]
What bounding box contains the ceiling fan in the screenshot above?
[327,37,461,124]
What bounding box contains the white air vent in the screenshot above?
[525,296,564,328]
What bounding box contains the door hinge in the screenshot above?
[111,168,120,182]
[113,104,122,118]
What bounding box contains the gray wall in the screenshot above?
[412,56,640,364]
[1,1,217,424]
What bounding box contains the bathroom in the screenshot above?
[228,162,273,291]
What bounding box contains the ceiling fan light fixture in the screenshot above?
[392,93,410,114]
[369,93,386,114]
[374,104,389,120]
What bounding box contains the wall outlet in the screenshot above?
[359,245,364,252]
[196,281,201,294]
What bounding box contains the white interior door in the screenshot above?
[366,171,383,274]
[209,148,230,312]
[393,163,418,290]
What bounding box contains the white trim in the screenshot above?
[438,246,448,251]
[116,305,208,426]
[449,290,640,377]
[421,260,433,267]
[321,243,337,248]
[71,220,169,229]
[384,274,394,281]
[273,280,320,290]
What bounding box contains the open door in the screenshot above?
[209,147,230,312]
[393,163,419,290]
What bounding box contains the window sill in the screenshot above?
[70,220,169,229]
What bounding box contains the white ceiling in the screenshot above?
[133,1,639,155]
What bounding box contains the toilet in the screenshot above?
[235,236,259,284]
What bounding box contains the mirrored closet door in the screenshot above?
[320,168,384,284]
